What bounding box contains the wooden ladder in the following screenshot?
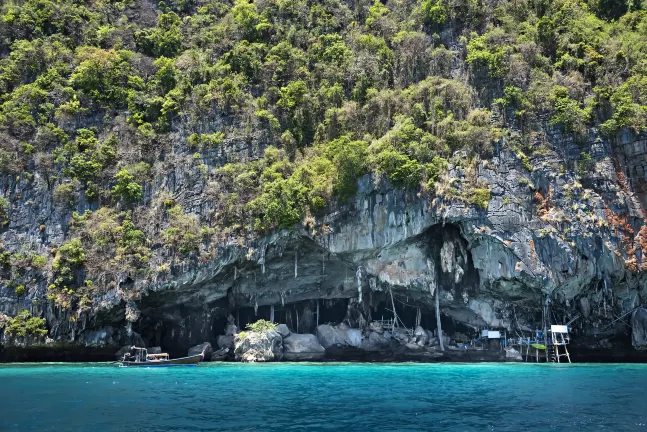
[546,344,557,363]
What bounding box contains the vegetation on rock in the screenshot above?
[1,0,647,313]
[4,310,48,338]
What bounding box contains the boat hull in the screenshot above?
[120,353,203,367]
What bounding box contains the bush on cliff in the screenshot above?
[246,319,278,333]
[5,310,48,338]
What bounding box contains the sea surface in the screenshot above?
[0,362,646,431]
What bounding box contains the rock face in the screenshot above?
[210,347,230,361]
[188,342,212,359]
[505,347,523,361]
[631,309,647,350]
[234,330,283,362]
[283,334,325,361]
[276,324,291,338]
[316,325,362,349]
[217,335,234,350]
[2,135,647,360]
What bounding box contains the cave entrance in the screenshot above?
[315,298,348,326]
[233,298,350,334]
[371,299,438,331]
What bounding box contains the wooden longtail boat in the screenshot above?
[119,347,204,367]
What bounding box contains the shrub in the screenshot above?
[373,150,423,188]
[112,169,144,203]
[14,284,25,296]
[0,198,9,226]
[467,187,491,210]
[246,319,277,333]
[162,206,201,254]
[54,183,76,206]
[5,310,48,337]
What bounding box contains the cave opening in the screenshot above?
[232,298,349,334]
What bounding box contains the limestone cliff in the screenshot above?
[2,126,647,360]
[2,0,647,361]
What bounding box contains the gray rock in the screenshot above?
[631,308,647,350]
[210,347,230,361]
[362,331,392,351]
[505,347,522,361]
[115,345,133,360]
[147,346,162,354]
[276,324,291,338]
[217,335,234,349]
[414,326,429,346]
[283,333,325,361]
[81,327,117,347]
[188,342,213,359]
[369,321,384,334]
[392,328,411,344]
[234,330,283,362]
[316,324,362,349]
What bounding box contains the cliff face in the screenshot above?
[2,0,647,361]
[2,124,647,360]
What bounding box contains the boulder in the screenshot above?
[392,328,411,344]
[631,308,647,350]
[361,331,392,351]
[217,335,234,350]
[369,321,384,334]
[276,324,291,338]
[234,330,283,362]
[283,333,325,361]
[505,347,522,361]
[210,347,230,361]
[188,342,213,359]
[316,324,362,349]
[414,326,429,346]
[224,324,239,336]
[147,346,162,354]
[115,345,134,360]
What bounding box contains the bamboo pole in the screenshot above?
[389,287,399,328]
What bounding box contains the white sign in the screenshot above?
[551,325,568,333]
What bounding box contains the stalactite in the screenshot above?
[316,300,320,327]
[356,267,363,304]
[270,304,275,323]
[281,292,285,307]
[322,253,325,275]
[296,308,300,333]
[234,266,237,280]
[254,300,258,316]
[294,248,298,278]
[260,244,266,274]
[428,258,443,351]
[389,287,399,328]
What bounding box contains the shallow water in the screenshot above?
[0,362,646,431]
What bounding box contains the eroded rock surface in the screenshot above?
[234,330,283,362]
[283,334,325,361]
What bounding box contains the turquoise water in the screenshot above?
[0,363,646,431]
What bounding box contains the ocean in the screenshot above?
[0,362,645,431]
